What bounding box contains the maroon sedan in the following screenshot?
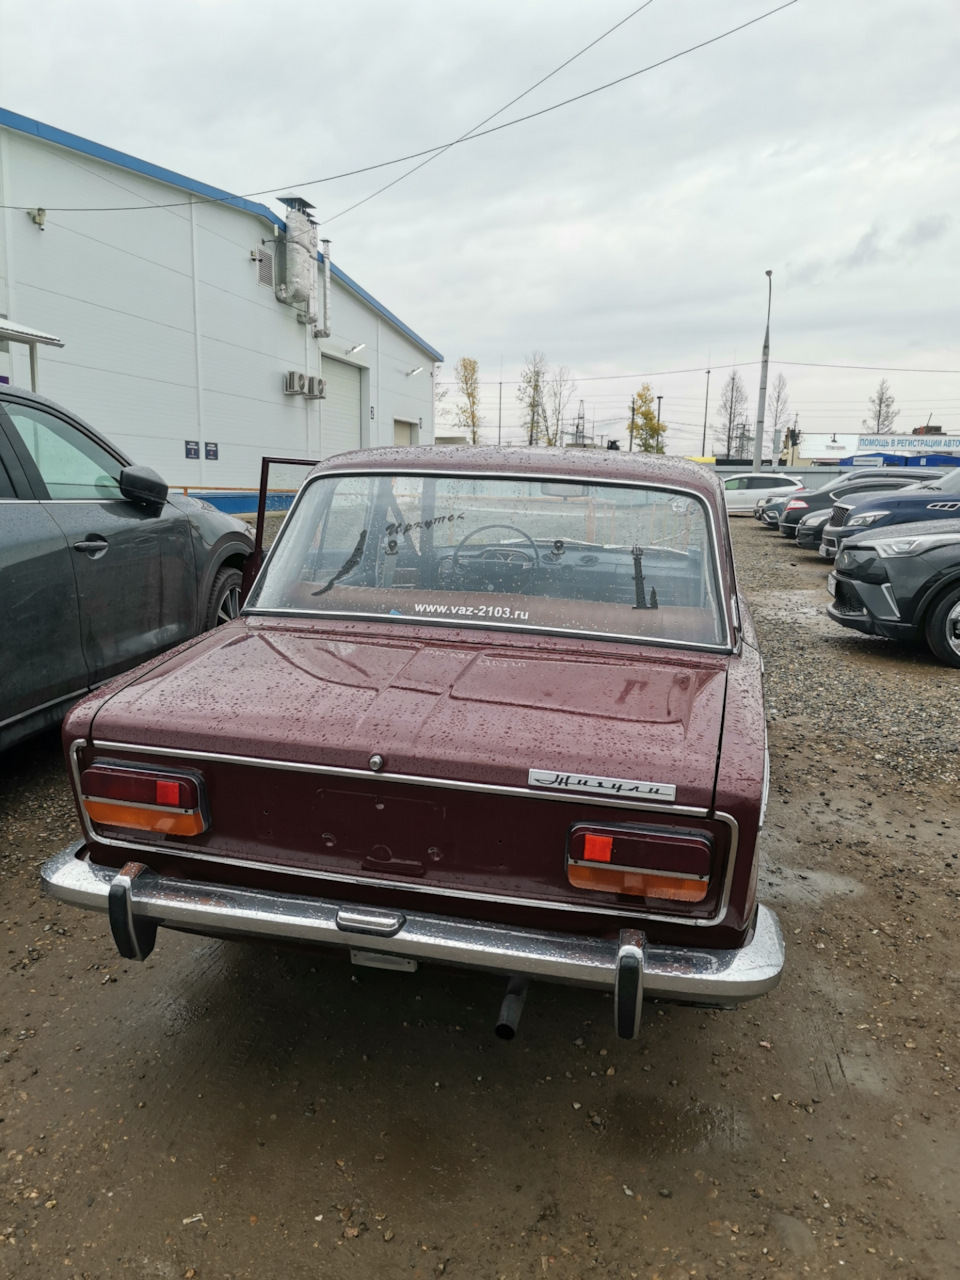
[42,448,783,1039]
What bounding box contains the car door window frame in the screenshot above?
[0,412,38,500]
[0,398,129,503]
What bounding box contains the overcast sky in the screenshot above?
[2,0,959,451]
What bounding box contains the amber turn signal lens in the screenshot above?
[80,764,208,836]
[568,862,708,902]
[81,800,206,836]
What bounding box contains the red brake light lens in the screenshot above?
[583,834,613,862]
[567,824,712,904]
[785,499,809,511]
[80,764,207,836]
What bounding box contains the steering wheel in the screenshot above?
[451,524,540,589]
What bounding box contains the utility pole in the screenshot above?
[573,399,585,446]
[752,270,773,472]
[628,396,637,452]
[701,369,711,456]
[497,378,502,447]
[656,395,663,454]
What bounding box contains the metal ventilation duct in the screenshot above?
[276,196,319,325]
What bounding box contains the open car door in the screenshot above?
[239,456,318,604]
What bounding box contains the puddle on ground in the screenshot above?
[751,588,834,633]
[761,864,864,904]
[608,1095,750,1157]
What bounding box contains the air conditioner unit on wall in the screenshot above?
[283,371,307,395]
[304,376,326,400]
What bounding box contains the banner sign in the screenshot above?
[858,435,960,453]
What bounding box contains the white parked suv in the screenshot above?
[721,472,804,515]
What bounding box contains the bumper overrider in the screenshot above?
[42,843,785,1040]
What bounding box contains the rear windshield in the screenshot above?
[248,472,727,649]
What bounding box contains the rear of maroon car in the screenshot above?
[43,449,783,1039]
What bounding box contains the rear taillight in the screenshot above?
[80,764,208,836]
[566,824,712,904]
[785,499,809,511]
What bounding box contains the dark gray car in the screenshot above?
[0,387,253,751]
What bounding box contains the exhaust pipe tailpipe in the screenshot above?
[494,975,529,1041]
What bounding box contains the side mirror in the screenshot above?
[119,464,168,510]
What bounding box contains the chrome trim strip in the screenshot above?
[880,583,902,619]
[242,467,733,651]
[82,794,196,816]
[759,735,770,831]
[41,843,784,1003]
[85,740,706,815]
[244,608,732,655]
[70,741,740,927]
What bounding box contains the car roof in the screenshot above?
[313,446,724,502]
[724,471,799,480]
[834,468,940,482]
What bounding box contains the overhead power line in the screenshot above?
[777,360,960,374]
[316,1,655,227]
[438,355,960,388]
[0,1,798,216]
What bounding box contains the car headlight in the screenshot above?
[870,532,960,557]
[846,510,888,528]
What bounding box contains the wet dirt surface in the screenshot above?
[1,519,959,1280]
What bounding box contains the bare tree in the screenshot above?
[453,356,483,445]
[765,372,790,456]
[544,364,577,446]
[517,351,549,446]
[715,369,749,457]
[433,366,450,425]
[862,378,900,434]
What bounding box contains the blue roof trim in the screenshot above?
[0,106,443,362]
[0,106,284,225]
[325,258,443,362]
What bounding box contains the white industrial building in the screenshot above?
[0,108,443,496]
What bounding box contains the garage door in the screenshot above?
[321,358,362,458]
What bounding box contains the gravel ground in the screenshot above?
[736,520,960,792]
[0,517,958,1280]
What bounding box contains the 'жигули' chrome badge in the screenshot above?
[527,769,676,802]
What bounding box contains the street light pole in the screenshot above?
[752,270,773,472]
[700,369,711,456]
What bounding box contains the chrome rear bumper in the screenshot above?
[41,843,784,1011]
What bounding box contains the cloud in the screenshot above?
[897,214,951,249]
[2,0,960,444]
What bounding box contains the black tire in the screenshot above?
[203,567,243,630]
[925,584,960,668]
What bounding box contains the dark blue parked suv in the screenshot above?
[820,467,960,558]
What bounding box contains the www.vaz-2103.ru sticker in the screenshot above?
[399,601,531,620]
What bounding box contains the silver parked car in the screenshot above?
[0,387,253,751]
[721,472,804,516]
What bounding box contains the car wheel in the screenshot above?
[925,585,960,668]
[203,567,243,630]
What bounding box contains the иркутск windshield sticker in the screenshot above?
[384,513,465,538]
